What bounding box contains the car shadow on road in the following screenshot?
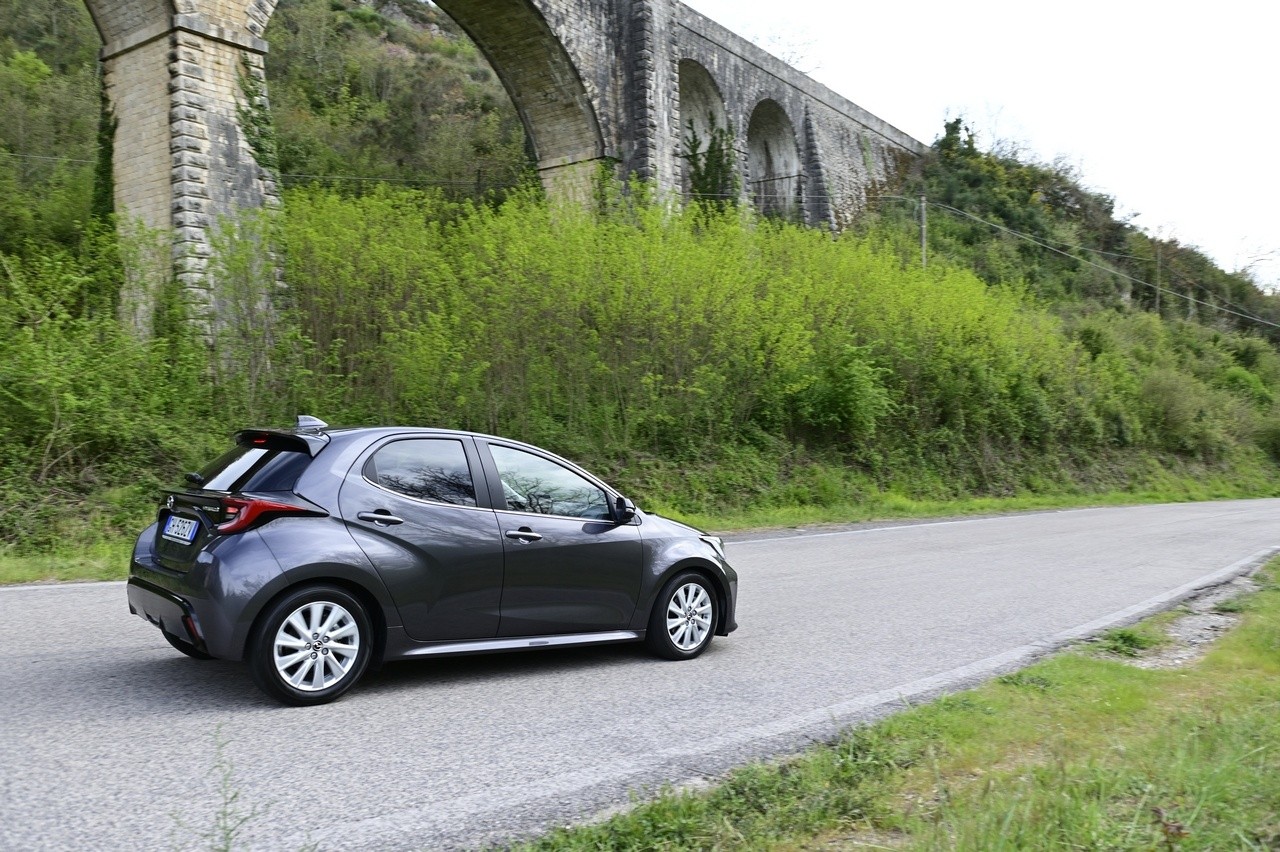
[357,641,657,697]
[92,654,267,713]
[95,640,725,710]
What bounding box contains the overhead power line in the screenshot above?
[870,194,1147,262]
[0,150,98,165]
[0,150,524,188]
[924,200,1280,332]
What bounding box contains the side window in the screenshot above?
[488,445,611,520]
[365,439,477,507]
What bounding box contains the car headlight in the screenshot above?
[700,535,726,561]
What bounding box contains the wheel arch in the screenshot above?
[653,558,732,637]
[242,574,390,668]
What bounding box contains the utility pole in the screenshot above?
[919,193,928,269]
[1155,239,1162,316]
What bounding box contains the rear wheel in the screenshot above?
[645,571,717,660]
[249,585,372,706]
[163,630,213,660]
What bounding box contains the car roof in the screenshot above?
[312,425,572,459]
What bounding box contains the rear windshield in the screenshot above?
[195,445,311,492]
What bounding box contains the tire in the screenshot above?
[248,584,373,706]
[163,630,214,660]
[645,571,717,660]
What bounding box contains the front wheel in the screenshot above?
[248,585,373,706]
[646,571,717,660]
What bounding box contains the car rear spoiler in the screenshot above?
[234,429,330,457]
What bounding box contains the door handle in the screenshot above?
[505,528,543,543]
[357,511,404,526]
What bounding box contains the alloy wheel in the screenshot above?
[271,601,362,692]
[665,582,713,652]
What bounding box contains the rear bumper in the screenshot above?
[128,524,300,660]
[127,577,208,654]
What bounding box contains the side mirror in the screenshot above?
[614,496,637,523]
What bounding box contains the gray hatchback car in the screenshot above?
[128,417,738,705]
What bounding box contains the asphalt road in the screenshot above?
[2,500,1278,851]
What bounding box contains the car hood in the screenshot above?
[638,510,707,538]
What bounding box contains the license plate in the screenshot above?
[162,515,200,544]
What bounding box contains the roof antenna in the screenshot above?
[295,415,329,431]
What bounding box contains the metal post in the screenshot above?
[920,193,928,268]
[1155,240,1162,316]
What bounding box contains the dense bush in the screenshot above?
[3,186,1279,553]
[899,120,1280,340]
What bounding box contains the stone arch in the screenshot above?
[434,0,607,200]
[677,59,730,198]
[245,0,282,39]
[746,99,801,220]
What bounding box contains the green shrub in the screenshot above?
[2,186,1279,554]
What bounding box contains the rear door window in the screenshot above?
[364,439,478,507]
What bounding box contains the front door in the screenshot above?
[482,442,643,636]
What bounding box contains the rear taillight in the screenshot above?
[217,496,321,534]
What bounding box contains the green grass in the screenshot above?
[512,561,1280,851]
[0,540,131,584]
[652,481,1271,536]
[1094,622,1167,658]
[1213,598,1247,614]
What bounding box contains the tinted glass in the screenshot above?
[197,446,310,492]
[366,439,477,507]
[489,445,611,519]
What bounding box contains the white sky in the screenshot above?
[682,0,1279,291]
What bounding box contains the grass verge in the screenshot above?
[660,478,1279,535]
[0,540,132,584]
[513,560,1280,851]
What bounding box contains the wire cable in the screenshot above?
[869,194,1146,261]
[928,201,1280,332]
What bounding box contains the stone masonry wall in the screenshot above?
[102,36,172,236]
[91,0,277,334]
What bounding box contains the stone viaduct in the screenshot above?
[82,0,925,327]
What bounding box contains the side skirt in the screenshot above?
[387,630,644,660]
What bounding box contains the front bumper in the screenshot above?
[725,576,738,634]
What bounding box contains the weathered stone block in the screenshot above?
[171,166,207,183]
[173,181,210,198]
[170,120,209,140]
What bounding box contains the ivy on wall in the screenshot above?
[683,116,738,207]
[237,53,280,177]
[91,80,116,221]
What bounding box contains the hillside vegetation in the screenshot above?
[1,0,1279,559]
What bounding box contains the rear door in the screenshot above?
[154,439,312,573]
[478,440,643,636]
[338,435,505,642]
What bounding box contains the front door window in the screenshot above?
[488,445,610,520]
